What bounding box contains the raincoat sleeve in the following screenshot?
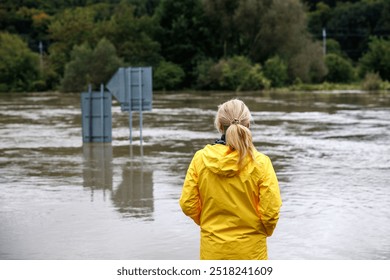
[179,153,202,225]
[258,156,282,237]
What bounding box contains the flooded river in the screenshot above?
[1,90,389,260]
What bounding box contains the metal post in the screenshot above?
[139,68,143,144]
[100,84,104,142]
[100,143,106,200]
[127,68,133,144]
[88,84,93,142]
[38,41,43,73]
[139,68,143,157]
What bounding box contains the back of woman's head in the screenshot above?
[215,99,255,168]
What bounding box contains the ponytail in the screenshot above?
[215,99,255,169]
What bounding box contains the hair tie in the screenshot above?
[231,118,240,125]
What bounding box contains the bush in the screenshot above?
[325,53,356,83]
[263,56,288,87]
[220,56,252,91]
[240,64,271,91]
[32,80,47,92]
[195,56,270,91]
[359,37,390,81]
[220,56,270,91]
[195,59,218,90]
[361,72,382,91]
[153,61,185,90]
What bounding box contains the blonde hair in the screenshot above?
[215,99,255,168]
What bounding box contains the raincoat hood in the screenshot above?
[201,144,240,177]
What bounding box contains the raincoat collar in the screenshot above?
[214,134,226,145]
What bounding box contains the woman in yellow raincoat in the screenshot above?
[180,99,282,260]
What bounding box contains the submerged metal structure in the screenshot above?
[81,85,112,143]
[81,67,153,144]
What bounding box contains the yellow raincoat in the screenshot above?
[180,143,282,260]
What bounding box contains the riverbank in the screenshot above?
[1,79,390,96]
[286,79,390,93]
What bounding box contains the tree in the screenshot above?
[288,38,328,83]
[204,0,309,63]
[313,1,389,61]
[99,1,161,67]
[154,0,212,86]
[307,2,332,37]
[201,0,240,58]
[61,38,123,92]
[0,32,40,92]
[359,37,390,81]
[303,1,360,11]
[48,6,97,80]
[202,0,327,83]
[262,0,327,83]
[254,0,305,56]
[127,0,160,16]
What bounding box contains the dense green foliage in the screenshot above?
[215,56,271,91]
[0,0,389,92]
[61,38,123,92]
[0,32,40,91]
[325,53,356,83]
[153,61,185,90]
[263,56,289,88]
[359,37,390,80]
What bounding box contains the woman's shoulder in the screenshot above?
[191,144,217,160]
[253,149,270,161]
[252,149,274,170]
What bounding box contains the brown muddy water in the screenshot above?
[0,90,389,260]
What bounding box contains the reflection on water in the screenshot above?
[0,90,389,260]
[82,143,154,219]
[113,163,154,220]
[83,143,113,191]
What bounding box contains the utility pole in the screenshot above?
[322,28,327,56]
[38,41,43,73]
